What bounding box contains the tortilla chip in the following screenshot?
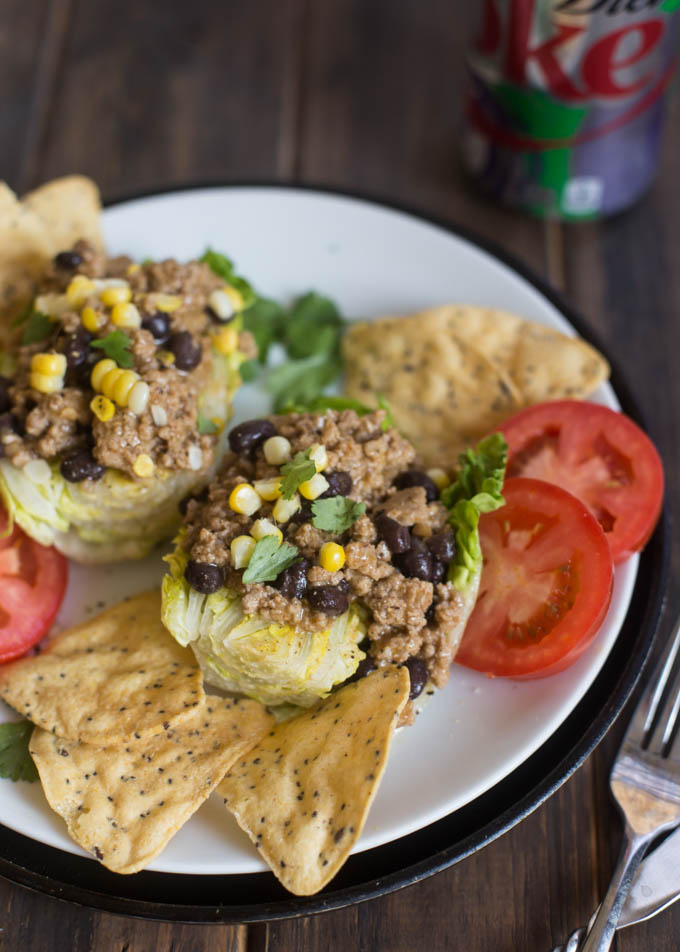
[30,695,273,874]
[343,305,609,466]
[0,592,204,745]
[219,665,410,895]
[0,183,52,335]
[22,175,104,255]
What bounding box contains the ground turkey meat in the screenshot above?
[3,241,252,480]
[183,409,465,689]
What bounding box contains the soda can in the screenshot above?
[461,0,680,219]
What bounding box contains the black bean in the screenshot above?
[375,511,411,554]
[54,250,83,270]
[431,559,447,584]
[306,585,349,616]
[60,450,105,483]
[393,537,434,581]
[228,419,276,457]
[393,469,439,502]
[425,601,436,625]
[0,377,11,415]
[405,657,429,700]
[427,529,456,563]
[348,655,377,684]
[59,328,92,370]
[0,412,21,435]
[320,470,353,498]
[275,559,309,599]
[289,499,313,524]
[184,560,224,594]
[142,311,171,342]
[337,578,350,595]
[167,331,202,371]
[178,485,209,516]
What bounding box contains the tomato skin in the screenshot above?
[456,478,613,679]
[0,511,68,664]
[498,400,664,564]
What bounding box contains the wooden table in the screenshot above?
[2,3,679,949]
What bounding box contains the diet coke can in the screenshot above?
[461,0,680,219]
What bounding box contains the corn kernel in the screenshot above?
[299,472,329,500]
[152,293,182,312]
[65,275,95,306]
[100,284,131,307]
[229,483,262,516]
[158,350,175,367]
[263,435,292,466]
[126,263,141,276]
[133,453,155,478]
[427,467,450,492]
[91,358,116,391]
[30,372,61,394]
[112,370,139,407]
[128,380,150,415]
[231,534,256,569]
[208,288,235,322]
[150,403,168,426]
[90,394,115,422]
[272,494,301,523]
[210,417,224,432]
[31,353,66,376]
[111,302,141,329]
[251,519,283,544]
[212,326,239,355]
[81,305,103,333]
[309,443,328,472]
[100,367,123,399]
[253,477,282,501]
[319,542,346,572]
[225,286,244,312]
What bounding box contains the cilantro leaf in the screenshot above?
[278,394,394,431]
[197,413,218,435]
[241,297,285,364]
[241,536,300,584]
[279,448,317,500]
[91,330,134,368]
[0,721,38,782]
[311,496,366,533]
[12,300,34,328]
[238,359,256,382]
[268,352,344,413]
[201,249,256,310]
[284,292,342,360]
[22,312,53,346]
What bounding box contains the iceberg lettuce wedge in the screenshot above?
[161,533,366,708]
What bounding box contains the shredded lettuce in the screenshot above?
[442,432,507,595]
[162,532,366,708]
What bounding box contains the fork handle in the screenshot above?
[581,831,649,952]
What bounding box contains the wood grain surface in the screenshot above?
[1,2,679,949]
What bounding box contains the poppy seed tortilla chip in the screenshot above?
[22,175,104,255]
[0,183,52,335]
[343,306,609,466]
[0,591,204,744]
[30,695,273,874]
[219,665,410,896]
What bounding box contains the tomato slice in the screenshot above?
[499,400,664,563]
[0,510,68,664]
[456,478,613,678]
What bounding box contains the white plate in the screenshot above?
[0,186,636,876]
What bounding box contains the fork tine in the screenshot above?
[625,615,680,748]
[647,657,680,756]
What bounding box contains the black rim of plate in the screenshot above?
[0,182,669,923]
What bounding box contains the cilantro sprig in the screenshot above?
[241,536,300,584]
[91,330,134,368]
[279,449,317,500]
[22,312,53,346]
[311,496,366,533]
[0,721,38,783]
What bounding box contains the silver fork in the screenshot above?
[552,611,680,952]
